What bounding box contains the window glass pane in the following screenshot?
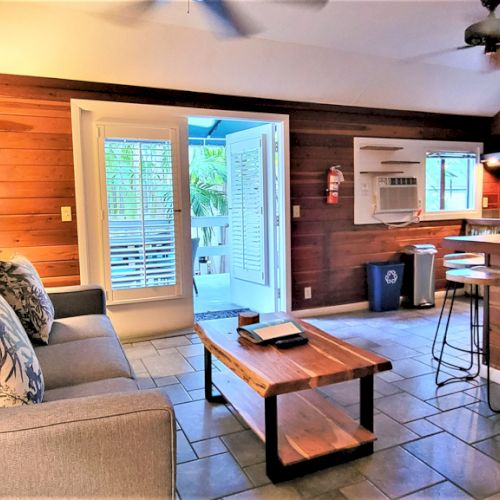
[104,138,176,290]
[425,152,476,213]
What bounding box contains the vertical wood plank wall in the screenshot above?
[0,74,494,310]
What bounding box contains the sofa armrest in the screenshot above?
[47,284,106,318]
[0,390,175,499]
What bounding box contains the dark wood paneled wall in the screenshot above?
[0,74,493,310]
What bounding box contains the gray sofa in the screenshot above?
[0,285,176,498]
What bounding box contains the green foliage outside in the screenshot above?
[189,145,228,246]
[105,140,174,221]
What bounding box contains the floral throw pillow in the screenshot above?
[0,295,44,407]
[0,255,54,344]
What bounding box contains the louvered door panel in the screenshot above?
[229,137,267,285]
[99,125,182,303]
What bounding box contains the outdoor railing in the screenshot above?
[191,215,229,274]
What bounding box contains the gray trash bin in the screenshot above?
[401,244,437,308]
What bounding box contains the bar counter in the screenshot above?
[443,234,500,369]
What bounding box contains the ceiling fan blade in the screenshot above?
[403,45,475,64]
[102,0,161,26]
[197,0,257,37]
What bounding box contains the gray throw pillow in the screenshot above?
[0,255,54,344]
[0,295,44,407]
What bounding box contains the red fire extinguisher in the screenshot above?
[325,165,344,204]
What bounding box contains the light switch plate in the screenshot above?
[292,205,301,218]
[483,197,489,208]
[61,206,72,222]
[304,287,312,299]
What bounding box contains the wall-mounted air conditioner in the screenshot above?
[375,176,419,213]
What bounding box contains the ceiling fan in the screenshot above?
[461,0,500,67]
[110,0,328,37]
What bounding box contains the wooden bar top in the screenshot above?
[195,315,392,397]
[443,234,500,255]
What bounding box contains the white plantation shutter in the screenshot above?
[228,136,267,284]
[99,125,182,302]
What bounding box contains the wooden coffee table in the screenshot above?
[194,314,392,483]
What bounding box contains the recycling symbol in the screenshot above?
[385,270,398,285]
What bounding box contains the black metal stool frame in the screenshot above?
[434,282,482,387]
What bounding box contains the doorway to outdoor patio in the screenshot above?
[189,116,287,319]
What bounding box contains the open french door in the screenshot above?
[226,124,278,313]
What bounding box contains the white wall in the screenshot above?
[0,2,498,116]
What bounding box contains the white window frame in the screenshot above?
[422,147,483,221]
[97,123,184,304]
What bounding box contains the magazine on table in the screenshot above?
[237,318,305,344]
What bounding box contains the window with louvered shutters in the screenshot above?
[228,136,268,285]
[98,125,182,303]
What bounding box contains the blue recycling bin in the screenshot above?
[367,261,405,312]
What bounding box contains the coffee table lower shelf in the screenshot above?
[212,370,376,482]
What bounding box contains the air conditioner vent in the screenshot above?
[376,176,419,213]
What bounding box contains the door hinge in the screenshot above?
[277,288,281,299]
[275,215,280,226]
[274,141,278,153]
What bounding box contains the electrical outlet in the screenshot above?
[304,287,312,299]
[483,196,489,208]
[292,205,301,218]
[61,206,72,222]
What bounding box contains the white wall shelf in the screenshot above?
[360,146,404,151]
[359,170,404,175]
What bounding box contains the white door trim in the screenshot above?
[71,99,291,314]
[181,107,290,311]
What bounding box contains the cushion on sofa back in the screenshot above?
[0,295,44,407]
[0,255,54,344]
[35,337,133,390]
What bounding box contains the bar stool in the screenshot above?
[432,253,485,372]
[435,266,500,397]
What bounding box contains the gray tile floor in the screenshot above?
[123,298,500,500]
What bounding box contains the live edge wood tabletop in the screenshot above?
[194,314,393,481]
[194,314,392,398]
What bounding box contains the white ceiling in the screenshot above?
[0,0,499,116]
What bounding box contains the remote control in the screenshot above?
[275,335,309,349]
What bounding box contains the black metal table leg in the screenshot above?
[265,395,282,482]
[360,375,374,432]
[264,383,376,483]
[204,347,226,404]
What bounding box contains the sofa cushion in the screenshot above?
[0,255,54,344]
[43,377,138,402]
[35,337,133,390]
[49,315,117,345]
[0,296,44,407]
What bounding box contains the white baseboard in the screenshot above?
[292,289,454,319]
[480,364,500,384]
[293,301,370,318]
